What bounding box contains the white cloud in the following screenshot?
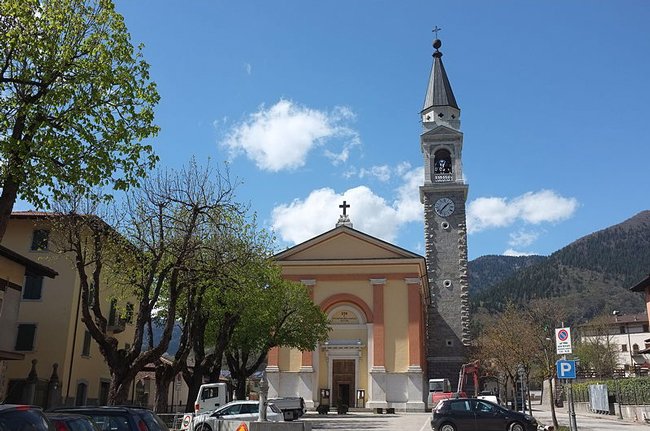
[503,248,537,257]
[244,63,252,75]
[271,167,423,245]
[508,229,540,247]
[467,190,578,233]
[359,165,391,182]
[221,100,358,172]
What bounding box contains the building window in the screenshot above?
[620,326,626,334]
[22,275,43,300]
[633,344,639,354]
[621,344,628,352]
[99,381,110,406]
[643,324,649,332]
[30,229,49,251]
[75,382,88,406]
[82,331,91,357]
[434,149,452,174]
[125,302,134,324]
[15,324,36,351]
[108,298,118,326]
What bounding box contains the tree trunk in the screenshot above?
[234,376,247,401]
[549,377,559,429]
[154,362,175,413]
[108,371,133,405]
[0,173,20,241]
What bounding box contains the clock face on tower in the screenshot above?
[434,197,455,217]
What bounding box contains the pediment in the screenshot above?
[274,226,421,262]
[421,124,463,139]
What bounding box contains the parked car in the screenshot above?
[0,404,55,431]
[46,412,101,431]
[268,397,306,421]
[431,398,538,431]
[476,391,503,406]
[193,400,283,431]
[49,406,169,431]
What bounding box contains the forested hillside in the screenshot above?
[471,211,650,323]
[468,255,546,295]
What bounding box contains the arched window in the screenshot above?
[75,382,88,406]
[434,149,452,174]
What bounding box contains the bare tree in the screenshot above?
[52,160,238,404]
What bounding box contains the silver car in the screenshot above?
[193,400,284,431]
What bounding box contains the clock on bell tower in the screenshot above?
[419,37,471,386]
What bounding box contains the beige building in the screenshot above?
[1,211,136,406]
[0,244,58,401]
[268,215,429,412]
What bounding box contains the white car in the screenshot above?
[193,400,284,430]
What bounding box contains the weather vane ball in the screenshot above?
[433,39,442,50]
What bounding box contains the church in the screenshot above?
[266,37,470,411]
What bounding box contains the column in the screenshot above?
[367,279,387,410]
[405,277,426,411]
[299,279,316,408]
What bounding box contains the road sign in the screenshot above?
[557,359,577,379]
[555,327,572,354]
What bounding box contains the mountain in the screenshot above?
[471,211,650,323]
[469,255,546,295]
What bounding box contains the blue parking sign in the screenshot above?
[556,359,576,379]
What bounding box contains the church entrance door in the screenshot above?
[332,359,355,407]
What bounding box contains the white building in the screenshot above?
[580,313,650,376]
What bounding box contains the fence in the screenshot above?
[569,382,650,405]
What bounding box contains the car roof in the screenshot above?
[0,404,43,412]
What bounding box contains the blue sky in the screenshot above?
[58,1,650,259]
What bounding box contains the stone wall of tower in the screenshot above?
[423,189,470,383]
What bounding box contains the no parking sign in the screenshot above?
[555,327,572,354]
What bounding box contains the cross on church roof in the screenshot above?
[432,26,442,39]
[339,200,350,216]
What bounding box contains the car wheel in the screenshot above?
[440,423,456,431]
[195,424,212,431]
[509,422,525,431]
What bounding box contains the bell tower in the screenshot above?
[419,38,471,385]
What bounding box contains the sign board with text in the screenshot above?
[555,327,572,354]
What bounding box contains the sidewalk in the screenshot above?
[530,401,650,430]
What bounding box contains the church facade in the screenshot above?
[266,37,469,411]
[268,218,428,411]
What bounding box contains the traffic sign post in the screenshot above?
[556,359,578,431]
[555,327,572,355]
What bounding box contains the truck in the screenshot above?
[268,397,306,421]
[194,383,230,414]
[427,360,480,410]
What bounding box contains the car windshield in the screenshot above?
[82,414,129,431]
[269,404,282,414]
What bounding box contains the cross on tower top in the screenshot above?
[432,26,442,39]
[339,200,350,216]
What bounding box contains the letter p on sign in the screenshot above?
[556,359,576,379]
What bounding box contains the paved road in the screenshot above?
[301,411,432,431]
[300,405,650,431]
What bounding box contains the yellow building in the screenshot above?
[268,214,429,412]
[1,211,136,406]
[0,244,58,401]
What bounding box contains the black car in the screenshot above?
[0,404,55,431]
[49,406,168,431]
[431,398,538,431]
[46,412,101,431]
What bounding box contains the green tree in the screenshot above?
[0,0,159,240]
[573,314,617,378]
[226,270,330,400]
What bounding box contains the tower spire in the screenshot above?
[421,38,460,129]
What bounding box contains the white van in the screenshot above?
[194,382,229,414]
